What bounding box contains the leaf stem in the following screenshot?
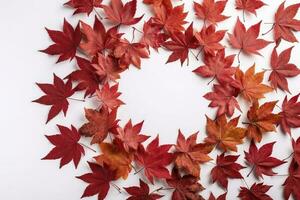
[247,166,255,177]
[130,164,138,173]
[190,50,199,61]
[282,152,294,161]
[134,167,144,175]
[237,49,242,64]
[196,47,204,59]
[79,143,96,153]
[68,97,85,102]
[242,10,245,22]
[207,76,216,85]
[111,183,122,193]
[262,24,275,36]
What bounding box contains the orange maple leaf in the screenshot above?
[235,65,273,102]
[174,130,212,177]
[205,114,246,152]
[244,101,281,142]
[95,141,133,179]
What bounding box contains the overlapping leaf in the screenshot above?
[245,101,280,142]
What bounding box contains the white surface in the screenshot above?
[0,0,300,199]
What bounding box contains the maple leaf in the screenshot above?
[283,159,300,200]
[77,162,117,200]
[79,107,119,144]
[244,101,281,143]
[238,182,272,200]
[228,18,272,57]
[64,0,103,15]
[174,130,212,177]
[152,4,188,33]
[80,16,121,57]
[205,115,246,152]
[67,56,100,98]
[211,153,245,188]
[143,0,173,12]
[101,0,143,26]
[193,49,237,84]
[204,83,241,117]
[124,179,164,200]
[234,65,273,102]
[194,0,229,25]
[208,193,227,200]
[292,137,300,165]
[245,141,285,178]
[95,140,133,179]
[33,74,75,123]
[268,47,300,92]
[195,25,226,55]
[279,94,300,134]
[40,19,81,63]
[134,136,173,183]
[166,167,205,200]
[42,125,84,168]
[235,0,265,18]
[163,23,198,65]
[92,54,124,84]
[274,2,300,43]
[114,39,149,69]
[96,83,124,110]
[116,120,149,152]
[141,19,167,50]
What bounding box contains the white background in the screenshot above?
[1,0,300,199]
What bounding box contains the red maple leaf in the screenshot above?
[209,193,227,200]
[134,136,173,183]
[279,94,300,134]
[166,167,205,200]
[92,54,124,84]
[163,23,198,65]
[193,49,237,85]
[33,74,75,123]
[228,18,271,57]
[143,0,173,11]
[40,19,81,63]
[64,0,103,15]
[96,83,124,110]
[245,141,285,178]
[80,16,121,57]
[293,137,300,165]
[211,153,245,188]
[101,0,143,26]
[235,0,265,19]
[268,47,300,93]
[79,107,119,144]
[42,125,84,168]
[124,179,164,200]
[77,162,117,200]
[204,83,241,117]
[141,19,168,50]
[114,39,149,69]
[194,0,229,25]
[67,56,101,98]
[116,120,149,152]
[274,2,300,43]
[195,25,226,55]
[238,183,272,200]
[283,159,300,200]
[152,4,188,33]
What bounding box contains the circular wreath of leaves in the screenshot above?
[34,0,300,199]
